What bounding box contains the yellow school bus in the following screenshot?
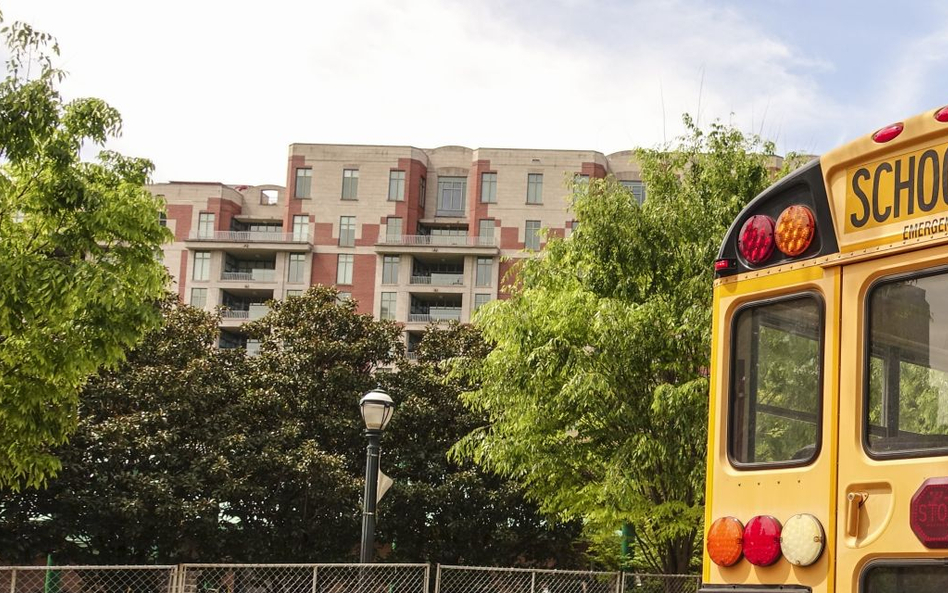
[702,104,948,593]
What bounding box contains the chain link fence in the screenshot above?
[620,573,701,593]
[178,565,429,593]
[0,566,699,593]
[0,566,177,593]
[435,566,621,593]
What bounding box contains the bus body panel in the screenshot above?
[704,265,840,593]
[836,245,948,593]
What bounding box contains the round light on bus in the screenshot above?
[774,205,816,257]
[743,515,783,566]
[707,516,744,567]
[872,122,903,143]
[738,215,775,265]
[935,105,948,123]
[780,513,825,566]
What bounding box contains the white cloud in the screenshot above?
[1,0,937,185]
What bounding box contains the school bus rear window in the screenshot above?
[867,270,948,456]
[863,562,948,592]
[729,296,823,466]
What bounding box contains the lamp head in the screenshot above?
[360,389,395,431]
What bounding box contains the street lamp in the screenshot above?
[359,388,395,563]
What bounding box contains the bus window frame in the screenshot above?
[862,264,948,461]
[727,291,826,471]
[859,558,948,592]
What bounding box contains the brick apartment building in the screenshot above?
[152,144,646,354]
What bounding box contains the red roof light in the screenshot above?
[872,122,904,143]
[935,106,948,123]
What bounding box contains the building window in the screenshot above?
[476,257,492,287]
[339,216,356,247]
[437,177,466,216]
[286,289,303,298]
[197,212,215,239]
[480,172,497,203]
[382,255,400,285]
[192,251,210,280]
[419,176,427,208]
[473,293,491,311]
[295,168,312,199]
[337,254,354,284]
[478,219,494,246]
[190,288,208,308]
[159,212,168,227]
[525,220,541,250]
[386,217,402,243]
[527,174,543,204]
[342,169,359,200]
[292,215,309,242]
[620,180,646,204]
[337,291,352,303]
[287,253,306,283]
[566,220,579,237]
[389,170,406,201]
[380,292,397,320]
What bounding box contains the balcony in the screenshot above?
[407,307,462,323]
[381,234,494,247]
[410,273,464,286]
[190,230,301,242]
[221,269,277,282]
[376,233,498,255]
[220,304,270,325]
[186,230,311,251]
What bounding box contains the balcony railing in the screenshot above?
[189,230,303,243]
[405,351,419,361]
[379,234,496,247]
[220,304,270,321]
[221,269,277,282]
[408,308,462,323]
[220,310,249,319]
[410,273,464,286]
[435,208,466,217]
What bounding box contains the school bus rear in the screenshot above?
[701,105,948,593]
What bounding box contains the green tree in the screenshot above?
[451,116,783,573]
[379,323,586,566]
[0,18,171,488]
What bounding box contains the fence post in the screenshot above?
[311,567,318,593]
[617,572,624,593]
[10,568,16,593]
[433,565,442,593]
[423,564,430,593]
[530,571,535,593]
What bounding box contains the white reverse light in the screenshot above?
[780,513,825,566]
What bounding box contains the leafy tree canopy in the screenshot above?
[1,290,586,566]
[0,17,170,488]
[451,116,786,573]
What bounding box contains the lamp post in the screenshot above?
[359,388,395,563]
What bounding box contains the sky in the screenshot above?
[3,0,947,186]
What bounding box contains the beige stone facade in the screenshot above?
[154,144,645,352]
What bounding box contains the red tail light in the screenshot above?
[743,515,782,566]
[738,215,775,265]
[872,122,903,143]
